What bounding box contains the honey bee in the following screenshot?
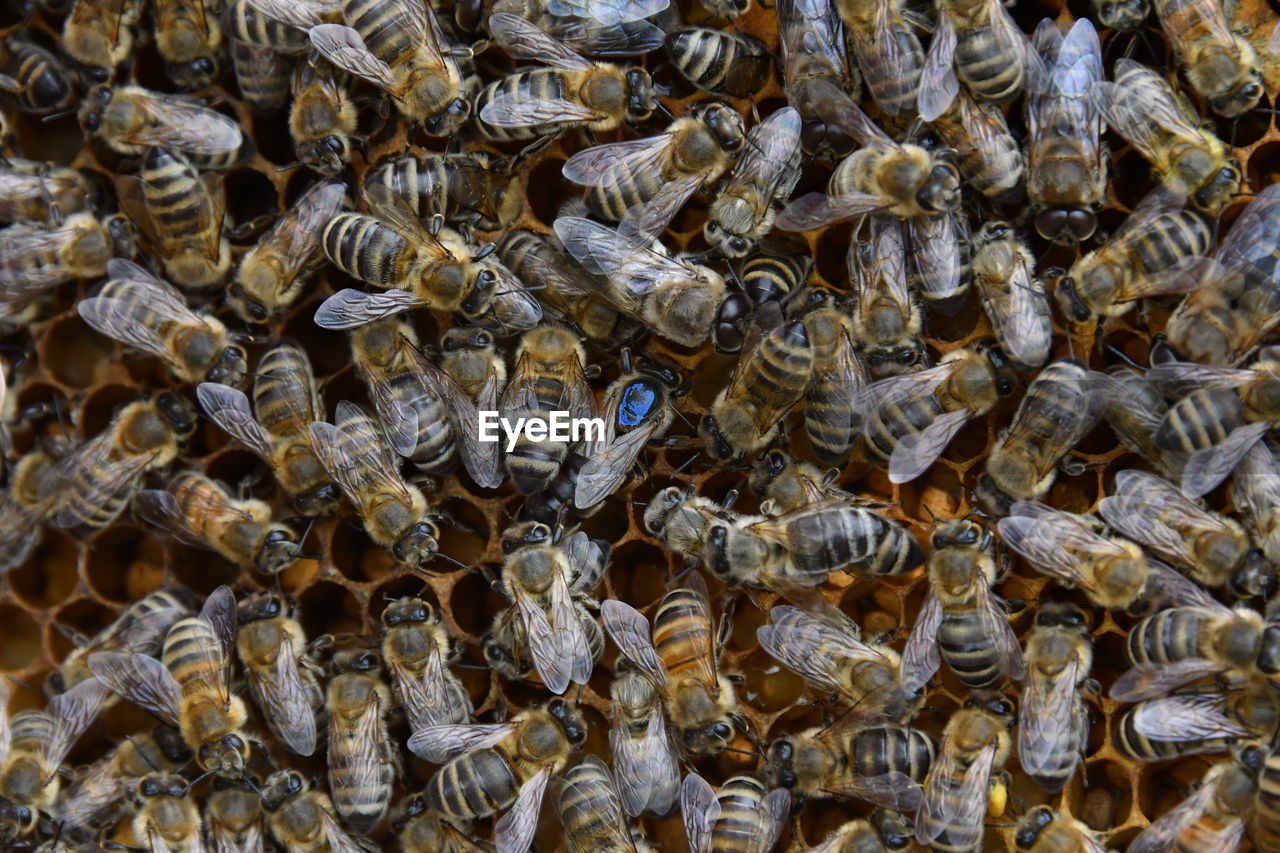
[308,401,443,568]
[365,151,521,232]
[153,0,225,87]
[917,0,1028,120]
[206,776,267,852]
[1155,0,1262,116]
[409,699,588,850]
[559,755,654,853]
[553,216,742,350]
[970,222,1050,373]
[439,325,506,403]
[926,88,1024,204]
[562,101,746,226]
[0,678,109,847]
[0,39,72,115]
[114,147,230,293]
[859,342,1015,484]
[998,502,1222,612]
[261,769,371,853]
[231,0,340,52]
[0,212,135,319]
[705,108,804,259]
[758,600,923,723]
[1128,745,1260,851]
[776,101,961,228]
[476,14,657,141]
[135,471,303,574]
[602,572,743,756]
[748,448,845,514]
[1148,345,1280,496]
[1113,678,1277,761]
[743,250,809,308]
[664,27,771,99]
[229,178,346,323]
[1018,602,1092,794]
[1232,440,1280,566]
[1024,18,1104,242]
[232,40,292,115]
[681,773,790,853]
[390,793,482,853]
[0,160,93,227]
[914,693,1013,853]
[901,518,1025,693]
[283,51,357,175]
[350,318,501,487]
[482,598,604,688]
[50,589,191,697]
[574,350,684,510]
[975,359,1102,515]
[796,290,867,465]
[1053,188,1213,324]
[48,393,197,536]
[843,216,929,380]
[643,486,727,559]
[608,664,680,817]
[776,0,860,161]
[314,186,540,334]
[88,587,253,778]
[55,724,191,832]
[1014,806,1114,853]
[1093,58,1241,212]
[499,323,597,495]
[0,443,66,573]
[78,85,243,160]
[307,0,470,134]
[1164,183,1280,365]
[764,723,934,810]
[497,229,633,346]
[78,258,247,386]
[129,773,203,853]
[235,592,324,757]
[495,521,607,694]
[380,596,473,731]
[61,0,143,80]
[836,0,925,117]
[699,302,814,461]
[805,812,916,853]
[1100,468,1274,600]
[325,648,398,834]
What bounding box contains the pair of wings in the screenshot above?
[113,89,243,156]
[1017,656,1084,782]
[1099,468,1242,572]
[0,220,100,299]
[559,755,647,853]
[79,258,216,368]
[915,740,997,846]
[46,429,159,532]
[1129,769,1245,853]
[572,372,673,511]
[682,774,790,853]
[197,352,320,468]
[0,676,109,788]
[1024,18,1102,166]
[609,695,680,817]
[857,359,977,484]
[309,401,424,518]
[992,362,1104,486]
[134,472,266,553]
[974,237,1050,372]
[244,179,347,300]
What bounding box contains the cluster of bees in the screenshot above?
[0,0,1278,845]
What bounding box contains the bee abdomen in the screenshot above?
[1255,752,1280,845]
[10,42,72,114]
[322,213,408,288]
[955,30,1023,103]
[425,750,519,819]
[654,589,712,674]
[585,170,659,223]
[162,617,222,682]
[344,0,412,61]
[711,776,769,850]
[1126,608,1207,664]
[475,72,566,141]
[1156,387,1245,453]
[938,613,1004,687]
[1114,705,1230,760]
[850,726,936,781]
[1127,212,1212,274]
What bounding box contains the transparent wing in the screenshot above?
[917,14,958,121]
[253,638,318,756]
[888,408,970,483]
[43,676,109,772]
[757,604,895,702]
[574,421,655,509]
[749,789,791,853]
[488,13,592,69]
[1018,657,1079,778]
[725,107,803,202]
[830,771,923,813]
[1128,693,1253,741]
[1109,657,1229,702]
[1215,184,1280,278]
[319,807,370,853]
[681,773,720,853]
[907,214,963,308]
[313,288,419,329]
[1182,422,1271,497]
[86,651,183,725]
[1129,781,1217,853]
[480,90,599,126]
[610,703,679,816]
[600,599,667,688]
[248,0,335,29]
[562,133,674,189]
[1098,469,1219,567]
[407,721,515,763]
[197,383,274,459]
[544,0,667,24]
[308,24,397,91]
[899,589,943,695]
[126,93,244,154]
[774,191,887,231]
[554,216,703,298]
[495,767,551,853]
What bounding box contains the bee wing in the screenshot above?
[899,588,943,695]
[475,263,544,335]
[1108,657,1230,702]
[49,442,157,530]
[1128,693,1253,741]
[1018,657,1079,778]
[213,819,265,853]
[978,254,1050,371]
[917,14,958,121]
[396,643,458,732]
[512,584,573,694]
[976,576,1025,681]
[618,174,705,242]
[747,789,791,853]
[610,703,679,816]
[1145,562,1226,610]
[682,773,721,853]
[319,807,371,853]
[361,370,420,460]
[552,17,664,54]
[87,651,183,725]
[1232,440,1280,522]
[1181,422,1272,497]
[559,756,635,851]
[553,216,697,301]
[775,191,888,231]
[58,753,131,826]
[196,383,274,459]
[574,421,656,510]
[42,676,109,772]
[135,488,227,549]
[314,288,418,329]
[545,0,668,24]
[907,214,963,309]
[329,692,386,817]
[402,345,501,488]
[831,771,923,813]
[888,408,970,484]
[1092,61,1205,172]
[308,24,397,91]
[562,133,675,189]
[407,721,515,763]
[0,225,80,294]
[247,0,333,29]
[1129,780,1219,853]
[921,740,995,845]
[495,766,552,853]
[480,89,600,127]
[756,605,892,701]
[125,95,244,155]
[147,825,178,853]
[1099,470,1208,567]
[728,107,803,198]
[489,13,591,69]
[1214,184,1280,279]
[1146,361,1257,395]
[805,324,866,464]
[600,599,668,690]
[859,363,955,430]
[997,509,1121,591]
[253,636,318,756]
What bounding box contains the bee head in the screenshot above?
[165,56,219,89]
[156,392,197,437]
[0,799,35,842]
[712,293,752,353]
[546,698,587,747]
[698,415,738,462]
[77,84,112,132]
[625,69,657,121]
[763,738,797,788]
[237,591,285,624]
[1014,805,1055,850]
[207,345,249,389]
[871,809,914,849]
[424,97,471,137]
[749,448,790,495]
[260,770,306,811]
[1193,160,1242,211]
[256,528,301,574]
[700,102,745,154]
[394,522,440,566]
[681,718,735,755]
[199,733,250,778]
[382,596,432,628]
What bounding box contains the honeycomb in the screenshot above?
[0,0,1279,848]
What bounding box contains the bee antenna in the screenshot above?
[275,162,305,173]
[720,745,761,759]
[40,107,77,123]
[430,551,472,573]
[1106,345,1143,370]
[668,402,695,430]
[654,100,675,121]
[670,451,702,477]
[2,675,41,696]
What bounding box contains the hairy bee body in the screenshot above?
[1155,0,1262,116]
[1014,806,1112,852]
[930,90,1024,202]
[162,613,250,768]
[131,773,202,853]
[1019,603,1092,793]
[836,0,924,116]
[476,64,654,141]
[765,724,936,801]
[0,160,92,226]
[52,590,190,696]
[225,0,311,53]
[232,40,291,114]
[154,0,225,87]
[56,725,191,831]
[2,40,72,115]
[665,28,770,98]
[0,212,125,314]
[62,0,143,78]
[559,755,652,853]
[381,596,473,731]
[326,649,398,833]
[943,0,1024,103]
[235,593,324,757]
[290,53,357,176]
[366,151,520,231]
[1253,745,1280,848]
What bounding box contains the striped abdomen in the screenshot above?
[343,0,415,64]
[383,363,458,474]
[1113,704,1233,760]
[741,253,806,305]
[232,42,290,114]
[138,149,215,255]
[254,343,321,437]
[849,726,936,782]
[653,586,714,680]
[784,505,922,577]
[1026,697,1086,792]
[9,41,71,114]
[1253,751,1280,847]
[55,436,149,535]
[865,395,946,465]
[854,21,925,116]
[1156,387,1247,454]
[665,28,769,98]
[327,675,394,833]
[322,213,410,289]
[226,0,309,53]
[746,319,813,420]
[425,748,520,819]
[559,758,633,851]
[1116,211,1211,280]
[710,776,770,853]
[475,70,569,140]
[162,616,226,692]
[954,22,1023,103]
[1125,608,1211,665]
[585,164,664,223]
[939,606,1005,687]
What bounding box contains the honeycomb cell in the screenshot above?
[525,157,573,227]
[1086,760,1136,829]
[166,542,239,596]
[329,519,399,583]
[606,541,670,607]
[299,580,364,638]
[0,604,41,671]
[85,524,166,604]
[739,649,804,712]
[41,314,117,389]
[449,570,506,638]
[8,532,80,609]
